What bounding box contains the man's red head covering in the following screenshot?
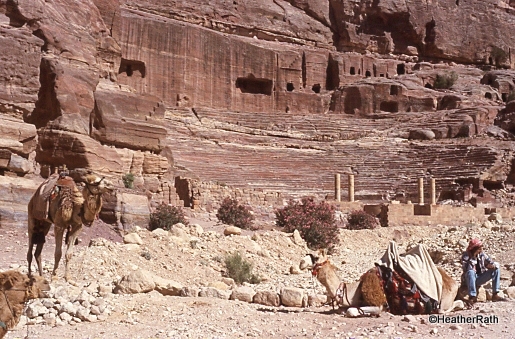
[467,238,483,252]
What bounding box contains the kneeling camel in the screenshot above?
[0,270,50,339]
[302,249,460,314]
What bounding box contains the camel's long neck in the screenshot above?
[316,264,362,307]
[82,188,103,222]
[1,290,25,330]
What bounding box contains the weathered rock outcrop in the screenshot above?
[92,81,167,152]
[1,0,515,229]
[329,0,515,68]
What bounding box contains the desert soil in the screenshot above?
[1,209,515,339]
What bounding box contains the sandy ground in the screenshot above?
[2,210,515,339]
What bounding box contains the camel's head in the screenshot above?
[84,174,114,194]
[0,271,50,299]
[28,275,51,299]
[299,249,329,270]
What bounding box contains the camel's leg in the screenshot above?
[52,225,65,281]
[34,242,45,276]
[27,231,34,277]
[64,223,82,283]
[28,218,49,277]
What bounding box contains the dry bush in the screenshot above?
[224,252,260,284]
[346,210,379,230]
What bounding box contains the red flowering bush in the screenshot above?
[216,197,255,229]
[346,210,379,230]
[149,203,188,231]
[275,197,339,251]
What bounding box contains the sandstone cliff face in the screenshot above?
[1,0,515,228]
[329,0,515,68]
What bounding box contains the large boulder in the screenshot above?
[36,128,124,172]
[113,269,156,294]
[92,83,167,152]
[0,176,40,227]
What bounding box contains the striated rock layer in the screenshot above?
[1,0,515,227]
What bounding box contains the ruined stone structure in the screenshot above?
[1,0,515,227]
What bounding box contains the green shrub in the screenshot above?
[347,210,379,230]
[275,197,339,251]
[433,72,458,89]
[216,197,255,229]
[122,173,135,189]
[224,252,260,284]
[148,203,188,231]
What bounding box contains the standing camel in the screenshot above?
[301,248,460,314]
[27,173,111,283]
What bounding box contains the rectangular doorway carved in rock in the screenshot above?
[119,58,146,78]
[235,75,273,95]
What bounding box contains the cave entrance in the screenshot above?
[397,63,405,75]
[235,75,273,95]
[119,58,146,78]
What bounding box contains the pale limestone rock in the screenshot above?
[488,212,502,224]
[307,294,327,307]
[289,265,302,274]
[477,286,487,302]
[123,244,141,251]
[224,226,242,236]
[208,281,230,291]
[452,300,465,310]
[113,269,156,294]
[230,286,256,303]
[292,229,304,246]
[188,223,204,236]
[123,232,143,245]
[345,307,361,318]
[221,277,236,287]
[504,286,515,298]
[152,228,169,237]
[253,291,280,307]
[153,276,183,296]
[199,287,231,300]
[180,287,199,297]
[280,287,304,307]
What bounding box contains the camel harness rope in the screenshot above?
[1,288,31,330]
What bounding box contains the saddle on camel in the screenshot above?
[27,169,110,282]
[304,241,459,316]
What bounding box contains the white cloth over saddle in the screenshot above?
[376,241,443,303]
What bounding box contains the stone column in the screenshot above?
[418,177,424,205]
[335,173,341,202]
[430,178,436,205]
[348,174,355,202]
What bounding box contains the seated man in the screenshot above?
[461,238,504,304]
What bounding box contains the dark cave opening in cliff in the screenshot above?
[350,67,356,75]
[235,76,273,95]
[380,101,399,113]
[312,84,321,93]
[397,64,405,75]
[286,82,294,92]
[119,58,146,78]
